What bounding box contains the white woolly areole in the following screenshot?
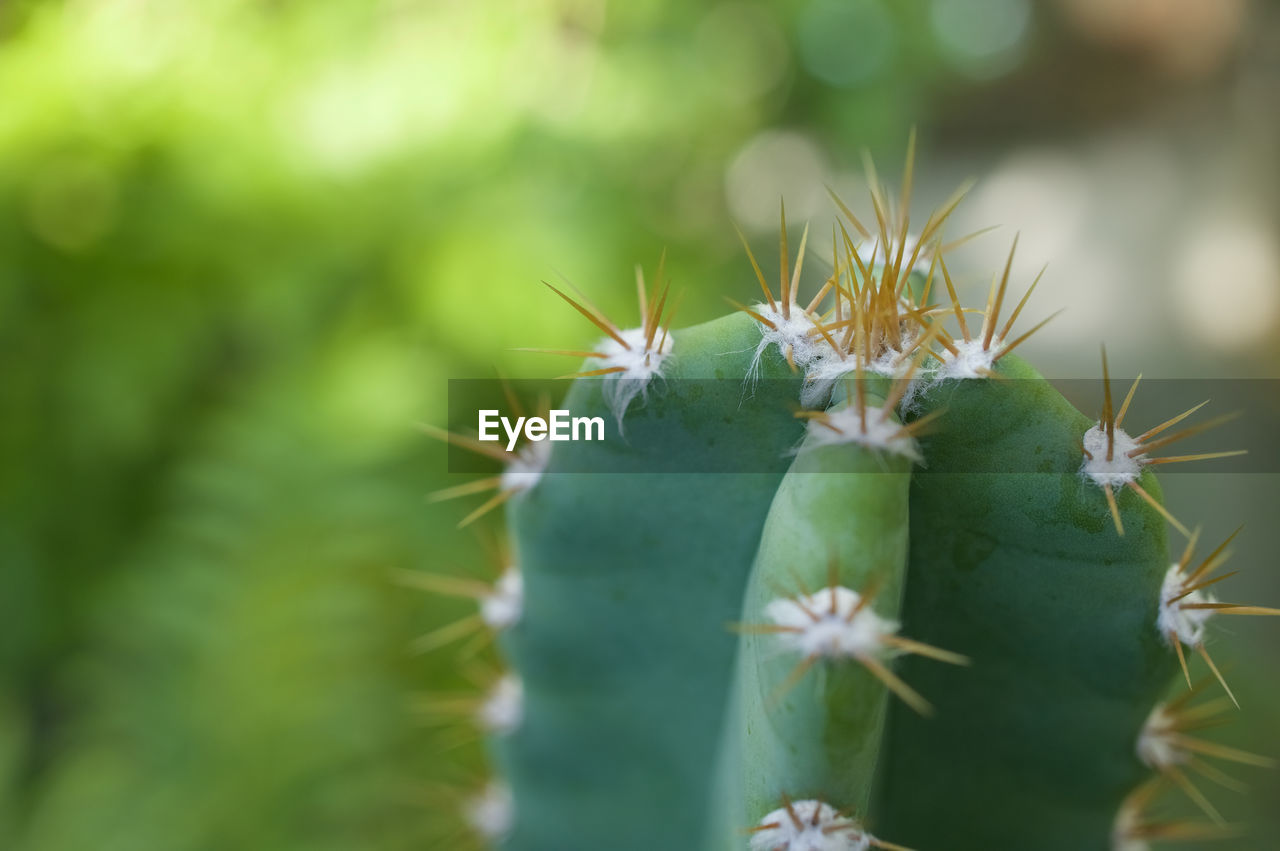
[477,673,523,735]
[792,353,875,410]
[750,800,869,851]
[804,404,921,461]
[464,782,514,840]
[803,351,857,386]
[747,302,922,407]
[1080,423,1145,487]
[751,303,830,371]
[746,303,847,407]
[936,338,1002,380]
[1157,563,1214,647]
[764,586,898,660]
[868,342,917,379]
[804,340,919,395]
[481,567,523,631]
[500,439,550,492]
[596,326,673,422]
[797,372,844,410]
[1136,702,1185,771]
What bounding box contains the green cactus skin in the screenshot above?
[877,354,1176,850]
[500,311,812,849]
[424,179,1274,851]
[712,389,915,846]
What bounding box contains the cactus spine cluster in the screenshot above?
[422,149,1277,851]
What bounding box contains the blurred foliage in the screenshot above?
[0,0,1275,849]
[0,1,908,848]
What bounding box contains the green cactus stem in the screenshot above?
[419,155,1277,851]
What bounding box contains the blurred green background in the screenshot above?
[1,0,1277,848]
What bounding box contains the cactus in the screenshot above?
[422,149,1278,850]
